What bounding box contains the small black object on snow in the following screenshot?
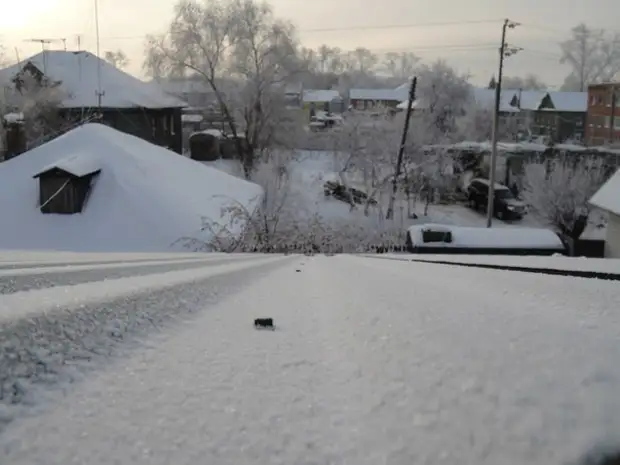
[296,269,301,272]
[254,318,275,330]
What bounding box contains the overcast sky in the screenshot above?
[0,0,618,87]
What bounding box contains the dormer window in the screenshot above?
[32,155,101,214]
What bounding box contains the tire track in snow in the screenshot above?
[0,255,293,436]
[0,256,266,295]
[0,255,212,271]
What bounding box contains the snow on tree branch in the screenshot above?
[144,0,307,178]
[521,157,609,238]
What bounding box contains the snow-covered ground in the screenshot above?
[207,151,544,232]
[1,252,620,464]
[372,253,620,274]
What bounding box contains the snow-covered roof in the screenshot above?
[396,99,423,110]
[513,90,547,111]
[469,177,511,190]
[34,153,101,178]
[349,88,401,101]
[181,114,204,123]
[547,91,587,112]
[408,223,564,249]
[302,90,341,103]
[151,78,211,95]
[471,88,519,113]
[0,123,262,252]
[0,51,187,109]
[2,112,24,123]
[589,168,620,216]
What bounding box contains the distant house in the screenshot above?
[0,123,263,252]
[589,167,620,258]
[153,77,214,109]
[349,88,403,110]
[0,50,187,155]
[585,82,620,146]
[511,90,587,142]
[302,90,343,113]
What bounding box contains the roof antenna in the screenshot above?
[94,0,104,109]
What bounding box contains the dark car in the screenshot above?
[323,181,378,206]
[467,178,526,220]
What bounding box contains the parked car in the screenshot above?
[467,178,526,220]
[323,180,378,206]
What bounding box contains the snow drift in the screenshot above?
[0,123,263,252]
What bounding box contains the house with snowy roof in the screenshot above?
[0,50,187,155]
[589,167,620,258]
[509,90,587,142]
[0,123,262,252]
[302,89,343,113]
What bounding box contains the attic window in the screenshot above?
[32,156,101,214]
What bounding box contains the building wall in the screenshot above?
[350,99,398,110]
[586,83,620,145]
[97,108,183,154]
[605,212,620,258]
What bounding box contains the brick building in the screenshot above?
[586,82,620,145]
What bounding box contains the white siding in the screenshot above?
[606,213,620,258]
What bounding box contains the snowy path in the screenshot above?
[0,255,259,294]
[1,255,620,464]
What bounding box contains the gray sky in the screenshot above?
[0,0,618,87]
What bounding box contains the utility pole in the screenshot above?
[386,76,417,220]
[486,19,521,228]
[94,0,104,109]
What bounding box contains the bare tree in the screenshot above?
[104,49,129,69]
[144,0,305,178]
[560,24,620,91]
[521,157,609,238]
[502,74,546,90]
[382,52,419,79]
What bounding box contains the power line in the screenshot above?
[18,18,505,43]
[298,19,504,33]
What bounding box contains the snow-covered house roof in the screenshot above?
[512,90,547,111]
[349,88,401,101]
[589,168,620,216]
[471,88,519,113]
[0,123,262,252]
[547,91,587,112]
[302,90,341,103]
[0,51,187,109]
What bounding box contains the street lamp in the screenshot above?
[486,19,520,228]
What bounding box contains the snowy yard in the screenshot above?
[0,252,619,464]
[207,151,544,233]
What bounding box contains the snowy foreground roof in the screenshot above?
[589,167,620,216]
[0,123,263,252]
[0,50,187,109]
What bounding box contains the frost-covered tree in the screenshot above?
[382,52,419,79]
[104,49,129,69]
[502,74,547,90]
[414,60,473,135]
[1,70,68,155]
[560,24,620,91]
[521,158,608,238]
[144,0,306,178]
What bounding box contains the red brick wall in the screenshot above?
[586,84,620,145]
